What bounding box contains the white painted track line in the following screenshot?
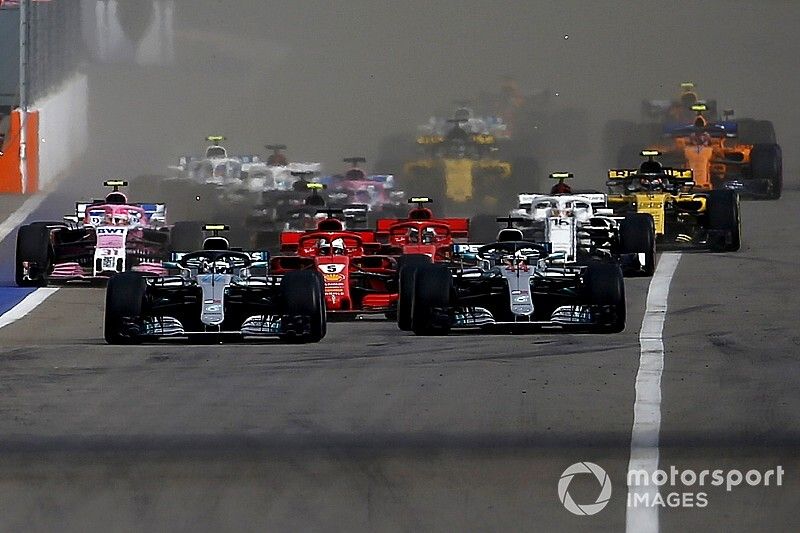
[626,252,682,533]
[0,288,59,330]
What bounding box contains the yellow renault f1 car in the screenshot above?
[606,151,741,252]
[403,118,516,216]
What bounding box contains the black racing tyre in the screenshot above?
[15,224,52,287]
[280,270,326,343]
[751,143,782,200]
[169,221,204,252]
[470,214,500,243]
[397,254,433,331]
[105,272,147,344]
[411,264,452,336]
[619,213,656,276]
[736,119,776,144]
[707,190,741,252]
[585,262,626,333]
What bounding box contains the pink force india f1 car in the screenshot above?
[15,180,203,286]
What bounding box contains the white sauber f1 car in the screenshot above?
[510,173,656,276]
[104,225,327,344]
[400,219,627,335]
[239,144,322,196]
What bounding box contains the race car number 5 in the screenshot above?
[320,264,345,274]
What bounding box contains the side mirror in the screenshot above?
[163,261,180,269]
[251,261,269,269]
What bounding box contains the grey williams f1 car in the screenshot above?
[104,225,327,344]
[400,219,626,335]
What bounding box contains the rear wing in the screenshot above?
[452,242,553,256]
[177,154,262,166]
[342,204,370,226]
[607,168,695,189]
[517,193,607,209]
[71,202,167,225]
[608,168,693,179]
[375,217,470,239]
[169,251,269,262]
[279,229,380,253]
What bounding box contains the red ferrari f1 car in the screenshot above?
[271,211,398,317]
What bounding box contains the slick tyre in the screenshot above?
[736,119,776,144]
[619,213,656,276]
[15,224,51,287]
[105,272,147,344]
[586,262,626,333]
[411,264,452,336]
[751,143,782,200]
[281,270,326,343]
[708,190,741,252]
[397,254,432,331]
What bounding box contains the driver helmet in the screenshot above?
[639,176,664,190]
[318,237,346,256]
[693,115,708,129]
[690,130,711,146]
[211,260,230,273]
[406,227,420,244]
[550,182,572,195]
[454,107,471,123]
[267,153,288,166]
[421,227,437,244]
[105,191,127,205]
[345,168,366,181]
[105,211,130,226]
[293,178,310,191]
[331,237,346,255]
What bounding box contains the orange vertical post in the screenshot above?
[0,109,39,194]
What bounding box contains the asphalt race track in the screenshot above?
[0,186,798,531]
